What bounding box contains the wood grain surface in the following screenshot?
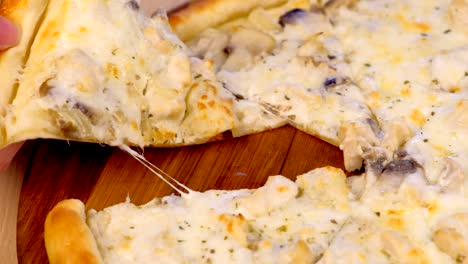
[16,126,346,263]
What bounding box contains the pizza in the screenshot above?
[0,0,466,263]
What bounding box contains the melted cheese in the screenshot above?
[3,0,234,148]
[87,167,353,264]
[321,170,468,264]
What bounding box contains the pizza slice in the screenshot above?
[321,165,468,264]
[45,167,355,263]
[1,0,262,149]
[0,0,50,145]
[170,0,381,171]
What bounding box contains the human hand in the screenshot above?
[0,15,19,50]
[0,16,21,172]
[0,142,24,172]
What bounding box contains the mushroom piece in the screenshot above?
[278,8,309,27]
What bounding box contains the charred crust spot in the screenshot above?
[279,9,308,27]
[223,46,233,55]
[127,0,140,10]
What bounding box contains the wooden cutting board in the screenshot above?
[16,126,346,263]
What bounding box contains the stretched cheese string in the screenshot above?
[119,145,193,196]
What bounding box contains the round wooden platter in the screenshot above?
[15,125,346,263]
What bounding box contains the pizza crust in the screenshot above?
[44,199,103,264]
[169,0,287,41]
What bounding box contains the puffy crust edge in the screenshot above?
[169,0,287,41]
[44,199,103,264]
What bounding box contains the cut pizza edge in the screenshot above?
[44,166,357,264]
[168,0,405,172]
[0,0,289,150]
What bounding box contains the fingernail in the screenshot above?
[0,16,20,50]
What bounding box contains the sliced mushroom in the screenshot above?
[278,9,309,27]
[433,214,468,264]
[383,159,418,175]
[449,0,468,34]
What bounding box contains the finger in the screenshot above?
[0,142,24,172]
[0,16,20,50]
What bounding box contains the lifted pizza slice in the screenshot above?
[1,0,238,148]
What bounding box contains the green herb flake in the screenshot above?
[381,249,392,259]
[284,95,290,100]
[276,225,288,232]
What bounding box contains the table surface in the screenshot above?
[16,125,347,263]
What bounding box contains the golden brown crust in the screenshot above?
[169,0,287,41]
[44,199,103,264]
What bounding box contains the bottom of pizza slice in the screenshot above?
[44,167,354,264]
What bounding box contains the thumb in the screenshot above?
[0,16,20,50]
